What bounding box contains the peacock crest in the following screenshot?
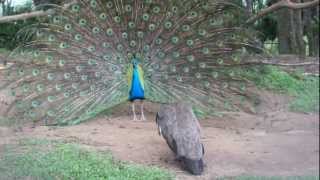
[0,0,261,125]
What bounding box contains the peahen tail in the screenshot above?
[0,0,263,125]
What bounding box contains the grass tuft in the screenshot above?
[0,139,174,180]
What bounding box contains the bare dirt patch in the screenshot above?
[0,92,318,180]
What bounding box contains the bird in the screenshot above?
[0,0,261,125]
[127,56,146,121]
[156,103,205,175]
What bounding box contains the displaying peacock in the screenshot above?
[0,0,262,125]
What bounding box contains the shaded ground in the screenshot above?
[0,91,319,180]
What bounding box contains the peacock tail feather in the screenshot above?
[1,0,262,125]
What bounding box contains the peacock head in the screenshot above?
[131,58,140,69]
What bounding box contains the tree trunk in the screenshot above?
[245,0,254,14]
[277,1,306,56]
[303,2,319,57]
[292,0,306,56]
[277,9,292,54]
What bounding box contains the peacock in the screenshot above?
[0,0,262,125]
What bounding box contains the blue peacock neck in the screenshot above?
[129,58,145,101]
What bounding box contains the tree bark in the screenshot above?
[0,0,75,23]
[277,9,292,54]
[247,0,320,24]
[303,1,319,56]
[276,0,308,56]
[245,0,254,14]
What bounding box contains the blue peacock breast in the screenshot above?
[129,65,145,101]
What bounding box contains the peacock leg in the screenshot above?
[140,100,146,121]
[131,101,138,121]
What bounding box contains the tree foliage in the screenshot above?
[0,0,36,50]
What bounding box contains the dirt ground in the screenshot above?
[0,91,319,180]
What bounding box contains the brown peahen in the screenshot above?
[0,0,261,125]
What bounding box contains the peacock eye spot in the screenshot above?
[114,16,121,23]
[128,22,135,29]
[102,42,111,48]
[182,25,190,32]
[60,42,68,49]
[90,0,97,8]
[153,6,160,13]
[64,92,70,98]
[142,13,149,21]
[187,39,194,47]
[199,63,206,68]
[71,4,80,12]
[143,45,150,52]
[125,4,132,12]
[79,19,87,26]
[92,27,100,34]
[64,73,71,80]
[47,110,56,117]
[189,11,198,18]
[106,28,114,36]
[137,31,144,38]
[117,44,123,51]
[204,81,210,88]
[157,51,166,59]
[87,45,96,52]
[48,34,55,42]
[99,13,107,20]
[64,24,72,31]
[195,72,202,79]
[172,6,178,13]
[155,38,162,45]
[36,30,43,37]
[212,72,219,78]
[32,69,40,76]
[53,16,61,23]
[202,47,210,54]
[171,36,179,44]
[148,24,156,31]
[31,100,40,108]
[75,34,82,41]
[130,41,137,47]
[59,59,65,66]
[218,58,224,65]
[187,55,195,62]
[106,1,113,8]
[28,111,36,118]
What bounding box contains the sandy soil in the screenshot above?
[0,91,319,180]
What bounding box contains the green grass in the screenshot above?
[219,176,319,180]
[0,139,174,180]
[243,66,319,113]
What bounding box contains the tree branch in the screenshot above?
[0,10,51,23]
[0,0,76,24]
[246,0,320,24]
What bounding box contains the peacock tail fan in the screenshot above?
[0,0,264,126]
